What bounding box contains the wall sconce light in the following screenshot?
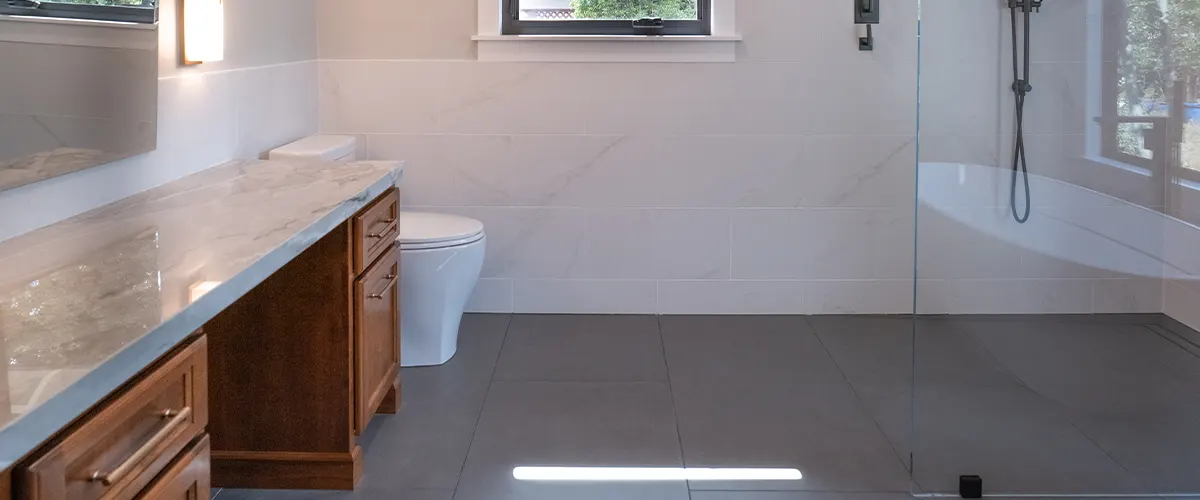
[182,0,224,65]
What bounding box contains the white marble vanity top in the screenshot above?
[0,158,402,468]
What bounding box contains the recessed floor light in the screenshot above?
[512,466,803,482]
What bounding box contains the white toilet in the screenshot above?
[270,135,486,368]
[396,212,485,367]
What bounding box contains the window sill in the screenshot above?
[0,13,154,30]
[0,13,156,49]
[1084,155,1155,177]
[472,34,742,63]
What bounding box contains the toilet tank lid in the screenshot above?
[399,212,485,245]
[269,135,357,161]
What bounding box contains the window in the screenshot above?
[502,0,712,36]
[0,0,157,24]
[1097,0,1200,183]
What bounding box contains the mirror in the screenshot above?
[0,14,158,192]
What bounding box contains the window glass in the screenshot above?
[517,0,699,21]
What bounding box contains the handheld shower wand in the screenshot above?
[1009,0,1040,223]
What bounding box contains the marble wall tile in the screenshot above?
[657,280,808,315]
[235,61,319,160]
[651,209,731,280]
[514,279,658,314]
[916,279,1095,315]
[466,278,514,313]
[317,0,476,60]
[319,61,441,134]
[1094,278,1164,314]
[507,134,657,208]
[1166,280,1200,332]
[807,280,914,315]
[731,209,880,280]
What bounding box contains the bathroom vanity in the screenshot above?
[0,158,403,496]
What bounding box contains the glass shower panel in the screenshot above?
[914,0,1200,496]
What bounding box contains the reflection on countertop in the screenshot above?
[0,158,402,467]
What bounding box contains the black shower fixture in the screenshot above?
[855,0,880,51]
[1008,0,1041,223]
[1007,0,1042,12]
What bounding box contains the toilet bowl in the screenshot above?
[397,212,485,367]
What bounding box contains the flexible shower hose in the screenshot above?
[1010,2,1033,224]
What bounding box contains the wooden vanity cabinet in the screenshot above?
[11,335,209,500]
[204,188,401,490]
[133,437,210,500]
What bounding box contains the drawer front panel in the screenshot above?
[134,436,210,500]
[19,336,208,500]
[353,189,399,276]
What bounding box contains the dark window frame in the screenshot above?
[502,0,712,36]
[0,0,158,24]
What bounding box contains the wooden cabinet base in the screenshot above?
[203,188,400,491]
[377,381,400,415]
[211,448,362,491]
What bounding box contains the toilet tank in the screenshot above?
[269,135,358,163]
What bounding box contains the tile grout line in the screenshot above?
[450,314,515,500]
[657,315,692,500]
[948,319,1151,493]
[803,316,914,480]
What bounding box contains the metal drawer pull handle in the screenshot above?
[367,220,397,239]
[90,406,192,486]
[368,274,399,299]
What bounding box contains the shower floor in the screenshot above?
[214,314,1200,500]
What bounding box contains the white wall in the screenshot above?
[0,0,319,242]
[316,0,1177,315]
[319,0,922,314]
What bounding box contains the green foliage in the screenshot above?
[570,0,697,20]
[1122,0,1200,103]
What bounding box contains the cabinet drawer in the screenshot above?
[134,436,209,500]
[353,244,400,434]
[353,189,399,275]
[18,337,208,500]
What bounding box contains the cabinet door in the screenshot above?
[135,436,210,500]
[354,245,400,434]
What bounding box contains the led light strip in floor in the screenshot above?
[512,467,803,482]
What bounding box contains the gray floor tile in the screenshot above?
[962,321,1200,416]
[215,488,453,500]
[350,314,510,491]
[356,404,482,490]
[690,493,912,500]
[399,314,509,414]
[956,320,1200,492]
[910,385,1144,495]
[809,316,1022,389]
[493,315,667,382]
[453,381,689,500]
[661,315,848,386]
[662,316,910,492]
[1067,409,1200,493]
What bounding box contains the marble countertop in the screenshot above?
[0,158,402,468]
